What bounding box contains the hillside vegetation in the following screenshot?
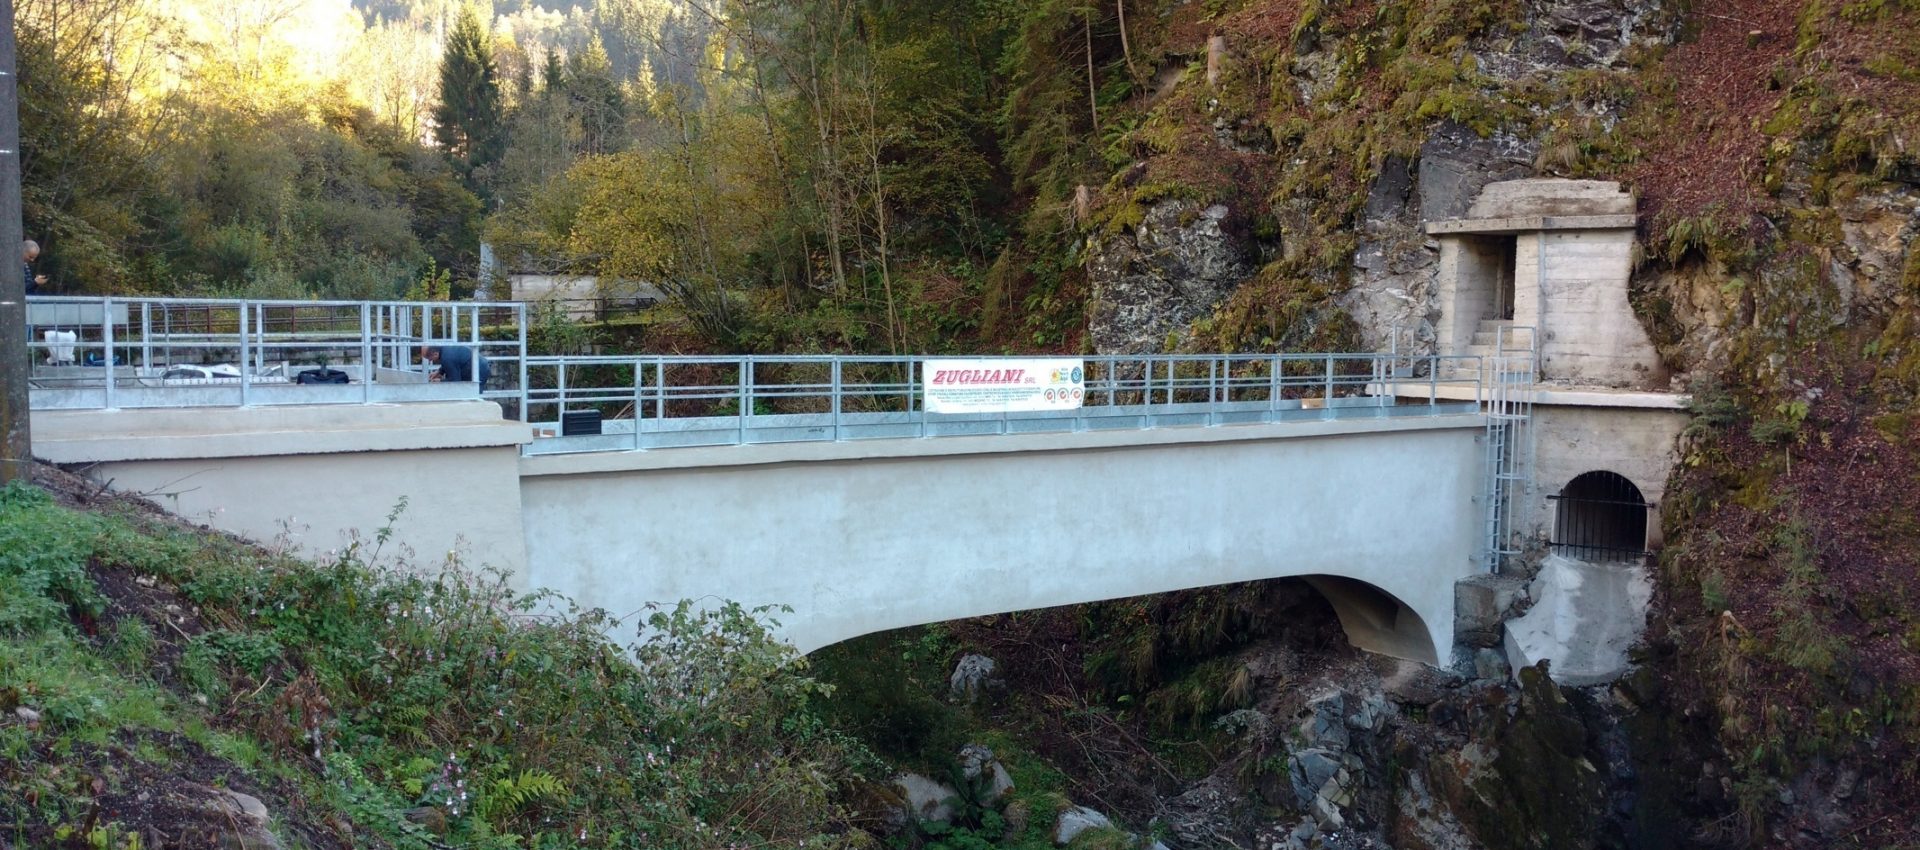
[0,470,872,849]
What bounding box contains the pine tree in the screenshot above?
[563,34,626,156]
[433,5,504,194]
[540,48,565,96]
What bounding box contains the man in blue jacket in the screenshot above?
[23,240,45,294]
[420,345,491,385]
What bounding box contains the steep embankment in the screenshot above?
[0,465,872,850]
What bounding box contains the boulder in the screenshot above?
[1053,805,1115,845]
[187,784,281,850]
[1454,573,1533,649]
[949,654,1003,704]
[958,743,1016,803]
[893,773,959,824]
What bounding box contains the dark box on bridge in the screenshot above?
[561,410,603,436]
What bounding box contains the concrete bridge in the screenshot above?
[24,180,1700,679]
[22,296,1530,666]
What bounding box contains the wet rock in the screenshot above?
[958,743,1015,803]
[13,706,40,725]
[949,654,1003,704]
[1053,805,1114,845]
[1088,200,1257,354]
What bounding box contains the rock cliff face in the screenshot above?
[1341,124,1539,355]
[1080,0,1703,360]
[1087,201,1258,354]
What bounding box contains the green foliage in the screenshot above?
[434,5,506,193]
[0,481,876,849]
[15,0,483,296]
[0,483,107,635]
[1749,399,1810,446]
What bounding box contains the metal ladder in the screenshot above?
[1482,325,1536,573]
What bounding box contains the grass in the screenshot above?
[0,478,877,849]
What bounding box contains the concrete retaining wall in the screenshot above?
[32,402,531,574]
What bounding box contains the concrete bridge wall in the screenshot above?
[30,402,531,571]
[519,415,1488,662]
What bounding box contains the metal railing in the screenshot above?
[24,295,527,411]
[515,351,1489,455]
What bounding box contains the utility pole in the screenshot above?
[0,0,27,484]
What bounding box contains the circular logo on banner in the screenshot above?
[1072,388,1083,400]
[1071,367,1083,383]
[1045,389,1056,400]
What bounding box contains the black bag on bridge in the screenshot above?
[295,368,350,385]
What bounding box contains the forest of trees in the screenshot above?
[19,0,1131,355]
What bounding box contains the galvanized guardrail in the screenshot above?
[24,295,527,410]
[517,352,1488,455]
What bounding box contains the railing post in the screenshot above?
[1268,355,1280,420]
[654,358,665,421]
[254,302,265,376]
[831,358,843,442]
[738,359,752,445]
[1322,355,1333,412]
[236,300,250,407]
[468,304,482,397]
[517,304,529,421]
[360,302,373,403]
[1207,358,1218,427]
[139,302,151,374]
[916,358,932,438]
[101,297,117,409]
[633,360,644,452]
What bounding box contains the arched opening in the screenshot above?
[1551,471,1650,562]
[1300,576,1439,665]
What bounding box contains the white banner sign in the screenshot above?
[923,358,1086,414]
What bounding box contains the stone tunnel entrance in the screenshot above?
[1549,470,1650,562]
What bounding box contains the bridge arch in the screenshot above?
[1299,576,1438,664]
[1551,470,1650,561]
[802,573,1441,665]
